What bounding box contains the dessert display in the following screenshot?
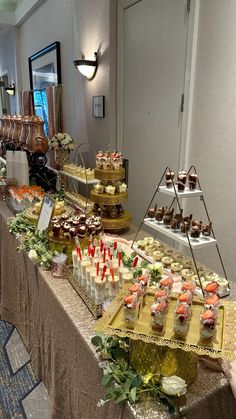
[8,185,44,212]
[63,163,95,181]
[96,151,123,170]
[91,150,131,231]
[64,191,94,213]
[49,213,103,241]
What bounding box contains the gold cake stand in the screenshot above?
[90,190,128,205]
[101,210,132,231]
[94,167,125,181]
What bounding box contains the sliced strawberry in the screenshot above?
[204,294,220,306]
[204,282,219,293]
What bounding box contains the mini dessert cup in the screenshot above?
[72,250,78,269]
[178,291,193,305]
[123,294,139,329]
[108,275,120,298]
[204,294,220,314]
[122,271,133,284]
[80,259,91,288]
[203,281,219,296]
[151,301,168,335]
[159,276,174,294]
[118,267,129,288]
[95,277,107,304]
[165,170,175,188]
[148,207,156,219]
[174,304,190,339]
[200,309,216,340]
[181,280,196,295]
[154,289,168,302]
[188,173,198,190]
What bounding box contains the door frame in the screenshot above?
[116,0,200,170]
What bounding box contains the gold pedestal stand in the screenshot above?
[91,167,131,232]
[129,341,198,385]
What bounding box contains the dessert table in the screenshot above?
[0,201,236,418]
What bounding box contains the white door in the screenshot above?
[120,0,190,225]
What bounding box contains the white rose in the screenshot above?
[161,376,187,397]
[57,133,65,141]
[61,137,70,146]
[28,249,38,261]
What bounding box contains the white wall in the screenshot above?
[0,27,19,113]
[186,0,236,279]
[18,0,115,151]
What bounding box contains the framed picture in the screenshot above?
[28,41,61,91]
[36,195,55,232]
[92,95,105,118]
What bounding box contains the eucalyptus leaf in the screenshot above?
[91,336,103,347]
[115,393,127,404]
[101,374,113,387]
[129,387,137,403]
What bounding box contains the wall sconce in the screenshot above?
[73,52,98,80]
[5,83,15,96]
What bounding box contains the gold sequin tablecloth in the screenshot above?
[0,202,236,418]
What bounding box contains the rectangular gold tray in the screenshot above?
[95,286,236,361]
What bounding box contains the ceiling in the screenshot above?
[0,0,44,42]
[0,1,20,12]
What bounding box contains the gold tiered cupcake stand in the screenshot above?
[91,167,131,231]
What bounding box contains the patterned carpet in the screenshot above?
[0,320,51,419]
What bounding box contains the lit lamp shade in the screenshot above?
[73,53,98,80]
[5,84,15,96]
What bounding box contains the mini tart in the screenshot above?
[153,240,161,249]
[205,272,219,282]
[182,259,194,269]
[152,251,164,261]
[137,240,147,250]
[171,262,183,273]
[145,245,156,256]
[215,277,228,293]
[181,268,195,281]
[192,274,205,287]
[161,256,173,267]
[144,236,154,245]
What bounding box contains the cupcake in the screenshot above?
[105,185,116,195]
[181,268,195,281]
[119,183,127,193]
[94,183,104,194]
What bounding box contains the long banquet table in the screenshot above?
[0,201,236,418]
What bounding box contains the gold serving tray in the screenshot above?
[90,190,128,205]
[95,286,236,361]
[94,167,125,181]
[102,210,132,231]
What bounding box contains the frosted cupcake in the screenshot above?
[105,185,116,195]
[153,250,164,261]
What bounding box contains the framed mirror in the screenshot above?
[28,41,61,136]
[28,41,61,90]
